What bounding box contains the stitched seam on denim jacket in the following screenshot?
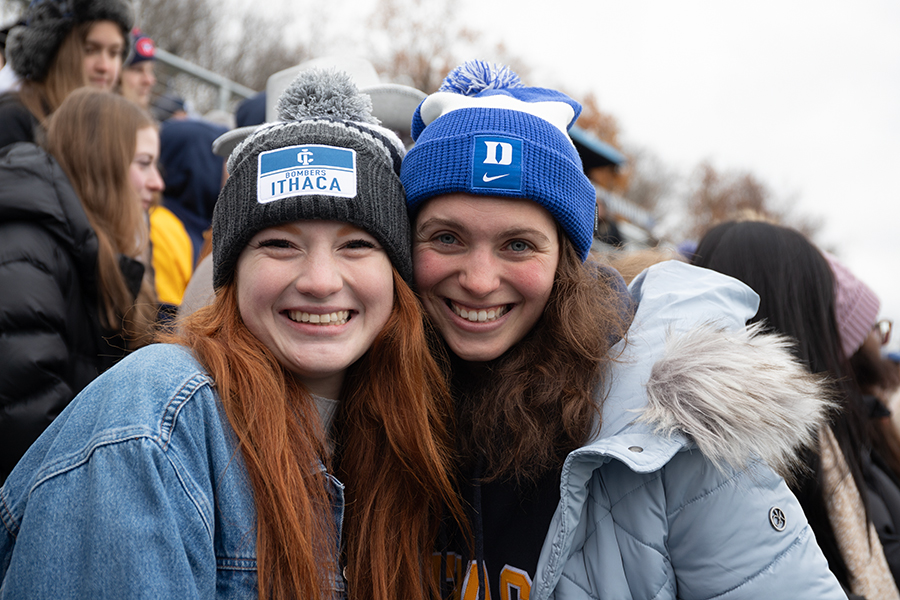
[22,374,219,539]
[26,372,214,486]
[25,434,216,541]
[216,557,257,571]
[0,485,18,538]
[159,373,215,449]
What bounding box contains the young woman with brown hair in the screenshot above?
[0,69,461,600]
[46,87,159,345]
[0,0,132,150]
[0,87,161,483]
[400,61,846,600]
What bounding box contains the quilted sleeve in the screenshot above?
[663,451,847,600]
[0,223,81,480]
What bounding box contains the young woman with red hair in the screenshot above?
[0,68,461,600]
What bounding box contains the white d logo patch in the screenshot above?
[472,135,522,191]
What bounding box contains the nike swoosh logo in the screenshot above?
[482,173,509,183]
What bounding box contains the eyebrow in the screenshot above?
[337,224,365,237]
[262,223,368,238]
[416,216,553,243]
[84,39,123,50]
[267,224,303,235]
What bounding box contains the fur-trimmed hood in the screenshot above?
[583,260,834,481]
[640,321,833,479]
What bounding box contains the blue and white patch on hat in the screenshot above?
[472,135,522,192]
[257,144,357,204]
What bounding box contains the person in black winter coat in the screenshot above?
[0,88,162,482]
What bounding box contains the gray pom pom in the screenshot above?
[276,68,379,125]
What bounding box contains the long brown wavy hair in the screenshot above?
[167,269,464,600]
[18,22,104,123]
[447,232,632,483]
[45,88,157,347]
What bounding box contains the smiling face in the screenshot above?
[236,220,395,398]
[129,126,164,211]
[81,21,124,91]
[413,193,560,362]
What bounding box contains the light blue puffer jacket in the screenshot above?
[531,261,846,600]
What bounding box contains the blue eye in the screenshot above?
[438,233,457,245]
[508,240,530,252]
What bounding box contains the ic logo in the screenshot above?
[297,148,314,166]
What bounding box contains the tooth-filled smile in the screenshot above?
[287,310,350,325]
[449,301,510,323]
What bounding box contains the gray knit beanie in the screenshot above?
[212,67,412,289]
[6,0,134,82]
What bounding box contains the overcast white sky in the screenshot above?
[239,0,900,349]
[5,0,897,348]
[455,0,900,351]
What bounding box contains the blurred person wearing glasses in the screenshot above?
[827,253,900,594]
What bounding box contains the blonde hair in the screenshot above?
[601,246,685,285]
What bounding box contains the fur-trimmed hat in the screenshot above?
[6,0,134,82]
[400,60,598,261]
[212,67,412,289]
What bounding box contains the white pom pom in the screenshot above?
[276,68,378,125]
[438,60,522,96]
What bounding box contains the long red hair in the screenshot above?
[167,268,463,600]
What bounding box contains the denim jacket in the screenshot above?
[0,343,346,599]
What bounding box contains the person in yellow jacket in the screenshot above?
[149,204,193,311]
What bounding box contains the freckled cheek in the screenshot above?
[412,250,451,293]
[347,260,394,320]
[236,260,292,314]
[507,263,556,302]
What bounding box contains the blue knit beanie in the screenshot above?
[400,61,597,261]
